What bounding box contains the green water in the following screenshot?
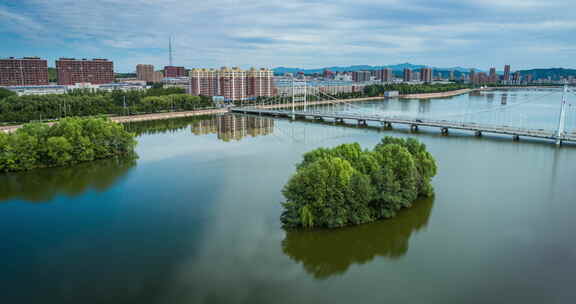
[0,89,574,303]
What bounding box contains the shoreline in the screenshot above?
[0,88,480,133]
[0,108,228,133]
[484,86,563,90]
[399,88,474,99]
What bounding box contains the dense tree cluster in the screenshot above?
[281,137,437,229]
[363,83,470,97]
[0,88,16,100]
[0,88,213,123]
[0,117,137,172]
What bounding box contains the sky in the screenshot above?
[0,0,575,72]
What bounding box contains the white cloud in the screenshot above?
[2,0,575,70]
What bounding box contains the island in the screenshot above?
[281,137,437,229]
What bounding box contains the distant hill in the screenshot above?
[273,63,475,75]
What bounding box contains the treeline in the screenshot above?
[281,137,437,229]
[0,88,16,100]
[0,117,137,173]
[0,88,213,123]
[363,83,470,96]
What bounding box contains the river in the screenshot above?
[0,89,574,303]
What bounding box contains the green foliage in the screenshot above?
[363,83,470,97]
[0,117,137,172]
[0,88,16,100]
[281,136,437,229]
[0,88,211,123]
[47,67,57,82]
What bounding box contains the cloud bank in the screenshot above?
[0,0,574,71]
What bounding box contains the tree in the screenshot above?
[46,136,73,166]
[0,88,16,100]
[281,136,437,229]
[282,157,374,229]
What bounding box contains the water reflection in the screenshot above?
[124,115,213,135]
[282,198,434,279]
[486,93,495,103]
[0,156,136,202]
[192,114,274,142]
[418,99,431,114]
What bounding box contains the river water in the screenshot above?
[0,89,575,303]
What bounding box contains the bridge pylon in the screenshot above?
[556,84,568,146]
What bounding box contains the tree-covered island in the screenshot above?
[281,137,437,229]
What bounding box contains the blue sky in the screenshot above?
[1,0,575,72]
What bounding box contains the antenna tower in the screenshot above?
[169,36,173,66]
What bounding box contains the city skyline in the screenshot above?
[1,1,575,72]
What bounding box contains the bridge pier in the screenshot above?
[475,131,482,137]
[381,121,392,128]
[441,127,449,135]
[410,124,419,132]
[513,135,520,141]
[314,116,323,121]
[357,119,367,126]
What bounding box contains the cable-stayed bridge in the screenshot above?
[232,82,576,145]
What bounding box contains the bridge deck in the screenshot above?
[232,108,576,144]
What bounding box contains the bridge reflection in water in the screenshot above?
[282,198,434,279]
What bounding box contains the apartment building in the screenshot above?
[164,66,186,78]
[136,64,155,82]
[0,57,49,86]
[190,67,274,101]
[56,58,114,85]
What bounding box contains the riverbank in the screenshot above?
[399,88,474,99]
[0,108,228,133]
[0,88,476,133]
[485,86,563,90]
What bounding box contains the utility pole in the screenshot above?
[556,83,568,146]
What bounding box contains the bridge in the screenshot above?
[232,107,576,144]
[231,83,576,145]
